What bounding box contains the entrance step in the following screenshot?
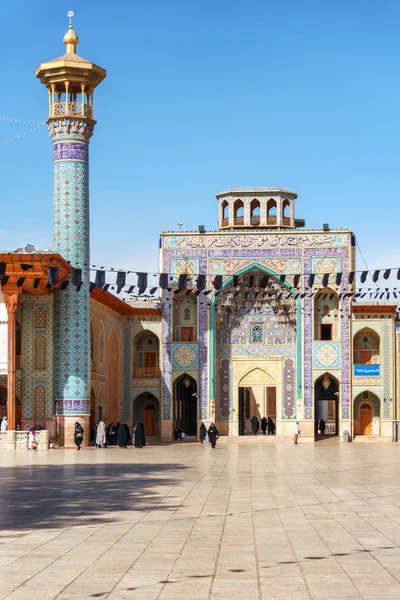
[145,436,161,445]
[218,435,281,443]
[353,436,383,442]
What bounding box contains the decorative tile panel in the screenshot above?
[219,358,231,418]
[282,357,296,419]
[313,342,340,369]
[172,343,198,370]
[170,259,199,284]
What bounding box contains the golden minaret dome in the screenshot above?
[63,11,79,54]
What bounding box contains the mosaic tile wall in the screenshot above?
[382,321,392,419]
[20,296,54,420]
[50,118,93,415]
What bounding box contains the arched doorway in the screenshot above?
[314,373,339,438]
[238,368,276,435]
[354,391,380,437]
[133,392,159,438]
[174,374,197,436]
[0,386,22,429]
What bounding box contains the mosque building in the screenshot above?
[0,18,399,447]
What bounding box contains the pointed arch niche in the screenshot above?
[314,288,339,341]
[107,328,119,423]
[353,328,380,365]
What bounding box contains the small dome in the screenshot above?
[63,27,79,47]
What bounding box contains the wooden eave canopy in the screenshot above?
[90,288,162,317]
[0,252,71,295]
[352,304,397,314]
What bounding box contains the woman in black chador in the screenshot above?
[199,422,207,443]
[117,421,129,448]
[319,419,326,435]
[107,422,116,446]
[134,422,146,448]
[208,423,219,449]
[123,422,131,445]
[267,417,275,435]
[74,422,84,451]
[251,415,259,435]
[260,417,267,435]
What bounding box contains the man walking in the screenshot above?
[293,422,300,444]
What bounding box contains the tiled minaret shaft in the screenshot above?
[36,14,106,437]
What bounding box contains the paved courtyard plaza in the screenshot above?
[3,441,400,599]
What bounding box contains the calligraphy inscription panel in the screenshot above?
[163,232,350,251]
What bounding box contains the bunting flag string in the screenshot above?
[0,116,46,144]
[2,258,400,302]
[54,261,400,283]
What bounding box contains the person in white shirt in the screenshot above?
[0,416,7,432]
[293,422,300,444]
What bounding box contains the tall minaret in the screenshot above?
[36,12,106,444]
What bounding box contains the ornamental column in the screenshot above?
[3,289,20,430]
[36,13,106,445]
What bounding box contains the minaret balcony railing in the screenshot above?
[52,102,93,118]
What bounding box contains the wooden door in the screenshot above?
[144,352,156,368]
[359,351,372,365]
[144,405,156,436]
[267,387,276,420]
[360,403,373,435]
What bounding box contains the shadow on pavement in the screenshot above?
[0,461,186,531]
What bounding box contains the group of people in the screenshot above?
[74,420,146,451]
[251,416,276,435]
[199,422,219,448]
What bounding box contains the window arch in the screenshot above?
[184,307,191,320]
[107,328,119,423]
[34,334,46,370]
[99,324,105,365]
[267,199,277,225]
[133,331,160,377]
[314,288,339,341]
[282,199,291,225]
[221,200,229,223]
[353,328,380,364]
[250,199,260,225]
[233,199,244,225]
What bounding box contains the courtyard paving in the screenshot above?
[2,438,400,599]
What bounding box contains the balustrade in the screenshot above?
[52,102,93,118]
[132,367,161,378]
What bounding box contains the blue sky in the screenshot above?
[1,0,399,280]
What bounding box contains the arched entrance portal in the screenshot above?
[354,391,380,437]
[238,368,276,435]
[134,392,159,438]
[174,374,197,436]
[0,386,22,429]
[314,373,339,438]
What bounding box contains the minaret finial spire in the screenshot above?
[67,10,74,30]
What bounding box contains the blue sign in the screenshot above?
[354,364,380,377]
